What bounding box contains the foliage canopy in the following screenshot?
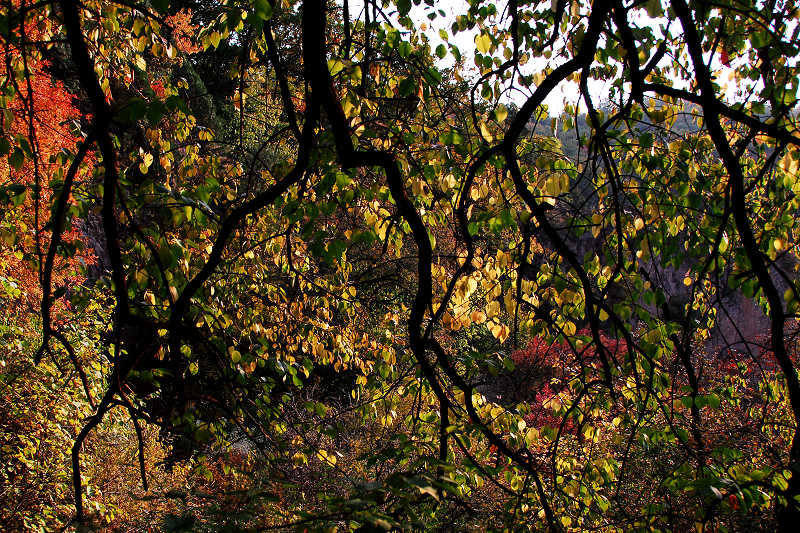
[3,0,800,531]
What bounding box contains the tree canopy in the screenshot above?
[3,0,800,531]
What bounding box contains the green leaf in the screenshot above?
[398,76,417,97]
[151,0,169,15]
[118,97,148,123]
[254,0,273,20]
[397,41,412,58]
[147,100,168,124]
[165,95,190,114]
[335,171,352,189]
[397,0,411,16]
[439,130,465,145]
[644,0,662,18]
[8,148,24,171]
[9,184,27,206]
[326,239,348,263]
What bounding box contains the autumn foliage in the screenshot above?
[3,0,800,532]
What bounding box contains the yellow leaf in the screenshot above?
[504,290,515,315]
[470,310,486,324]
[139,152,154,174]
[475,33,492,54]
[494,104,508,123]
[491,323,510,343]
[327,58,346,76]
[544,394,562,412]
[291,452,307,466]
[525,427,540,446]
[479,121,493,141]
[442,313,455,329]
[209,31,221,49]
[316,449,336,465]
[781,152,799,174]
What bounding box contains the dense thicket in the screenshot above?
[2,0,800,531]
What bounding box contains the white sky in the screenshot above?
[343,0,609,115]
[342,0,763,117]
